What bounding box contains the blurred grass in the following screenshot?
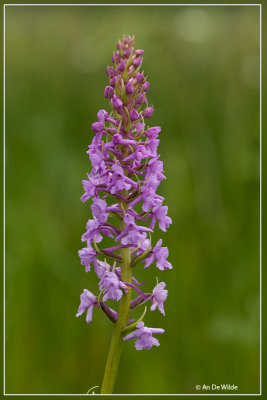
[5,5,260,394]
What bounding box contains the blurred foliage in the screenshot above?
[5,5,260,394]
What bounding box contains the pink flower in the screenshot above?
[151,282,168,315]
[76,289,97,324]
[123,321,164,350]
[143,239,172,271]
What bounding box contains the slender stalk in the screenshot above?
[100,248,131,393]
[101,185,132,393]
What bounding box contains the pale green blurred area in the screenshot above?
[5,5,260,394]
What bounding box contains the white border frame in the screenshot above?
[3,3,262,396]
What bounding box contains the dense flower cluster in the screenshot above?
[77,35,172,350]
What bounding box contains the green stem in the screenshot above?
[100,75,133,393]
[101,198,132,394]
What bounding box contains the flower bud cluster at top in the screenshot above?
[76,35,172,350]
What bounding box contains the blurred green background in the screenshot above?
[5,5,260,395]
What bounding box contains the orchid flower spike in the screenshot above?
[76,35,172,394]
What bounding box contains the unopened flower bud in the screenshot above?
[128,36,134,47]
[143,107,154,118]
[112,96,123,111]
[133,57,142,67]
[130,109,139,121]
[125,82,134,95]
[123,36,130,44]
[104,86,114,99]
[118,61,126,72]
[135,49,144,56]
[143,81,150,92]
[135,92,146,107]
[124,48,132,58]
[134,73,145,84]
[106,67,117,78]
[112,53,121,64]
[115,76,124,94]
[109,77,116,88]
